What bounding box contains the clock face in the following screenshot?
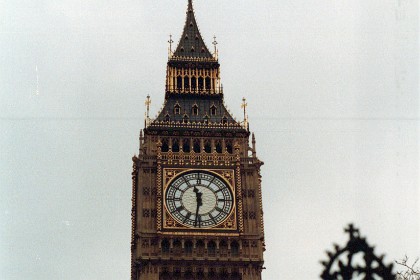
[165,171,234,228]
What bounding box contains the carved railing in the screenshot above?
[166,85,223,95]
[321,224,396,280]
[147,119,246,130]
[138,153,259,167]
[160,151,236,166]
[153,249,242,260]
[168,55,218,63]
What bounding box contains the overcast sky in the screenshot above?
[1,0,419,279]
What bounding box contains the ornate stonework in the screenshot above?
[131,1,265,279]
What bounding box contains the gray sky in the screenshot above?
[1,0,419,279]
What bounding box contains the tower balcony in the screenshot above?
[165,85,223,96]
[159,151,237,167]
[137,237,264,263]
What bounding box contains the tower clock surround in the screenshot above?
[164,169,235,229]
[131,1,265,279]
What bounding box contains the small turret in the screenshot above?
[252,133,257,158]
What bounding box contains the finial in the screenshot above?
[145,95,151,118]
[252,133,256,157]
[212,35,218,59]
[145,95,151,127]
[241,97,248,119]
[344,224,359,240]
[168,34,174,57]
[241,97,248,130]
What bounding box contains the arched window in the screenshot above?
[184,76,189,90]
[196,270,205,280]
[191,46,195,52]
[161,139,169,153]
[173,239,182,255]
[183,114,189,124]
[219,240,228,256]
[184,240,193,255]
[204,140,211,153]
[173,270,181,280]
[184,270,194,280]
[182,139,190,153]
[172,138,180,152]
[215,141,222,153]
[176,76,182,90]
[192,104,198,116]
[210,104,217,116]
[207,241,216,257]
[174,104,181,115]
[160,271,171,280]
[226,140,233,154]
[193,139,200,153]
[198,77,204,90]
[164,113,170,122]
[208,270,217,280]
[203,115,209,124]
[231,241,239,257]
[222,116,228,125]
[196,240,205,256]
[191,76,196,90]
[161,239,170,253]
[205,77,211,90]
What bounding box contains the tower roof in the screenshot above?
[172,0,214,59]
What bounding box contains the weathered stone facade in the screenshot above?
[131,1,265,279]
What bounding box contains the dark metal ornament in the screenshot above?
[321,224,396,280]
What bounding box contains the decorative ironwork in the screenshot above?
[212,35,218,59]
[165,84,223,95]
[321,224,396,280]
[168,34,174,57]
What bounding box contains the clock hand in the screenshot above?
[194,186,203,227]
[194,204,200,227]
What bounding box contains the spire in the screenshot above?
[252,133,257,158]
[172,0,214,59]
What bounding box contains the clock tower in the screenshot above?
[131,1,265,279]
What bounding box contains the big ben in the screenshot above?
[131,1,265,279]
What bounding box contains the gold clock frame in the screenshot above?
[160,167,238,234]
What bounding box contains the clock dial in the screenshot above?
[165,171,233,228]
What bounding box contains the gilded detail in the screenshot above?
[162,168,237,232]
[131,1,265,279]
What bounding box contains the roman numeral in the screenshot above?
[207,176,215,187]
[183,212,192,223]
[209,213,217,224]
[182,176,192,187]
